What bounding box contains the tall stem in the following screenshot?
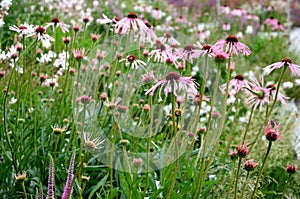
[250,141,273,199]
[281,174,291,199]
[193,64,221,199]
[241,105,255,144]
[233,157,242,199]
[166,93,179,199]
[21,181,28,199]
[240,171,250,199]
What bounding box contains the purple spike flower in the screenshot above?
[46,158,54,199]
[62,152,76,199]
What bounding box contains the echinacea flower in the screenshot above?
[244,76,271,110]
[220,74,248,96]
[211,35,251,56]
[263,57,300,76]
[145,72,199,101]
[119,54,146,69]
[286,164,297,174]
[114,12,149,35]
[9,23,34,36]
[265,121,280,141]
[237,142,248,157]
[27,26,54,42]
[244,159,258,171]
[73,49,85,60]
[62,152,75,199]
[266,84,289,104]
[45,17,69,33]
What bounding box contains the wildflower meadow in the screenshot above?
[1,0,300,198]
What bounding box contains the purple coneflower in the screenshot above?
[263,57,300,76]
[45,17,69,33]
[286,164,297,174]
[46,158,54,199]
[220,74,248,96]
[266,84,289,104]
[145,72,199,101]
[73,49,85,60]
[244,159,258,171]
[62,152,75,199]
[244,76,271,110]
[119,54,146,69]
[237,142,248,157]
[114,12,149,35]
[265,121,280,141]
[9,23,34,36]
[148,41,172,63]
[27,26,54,42]
[211,35,251,56]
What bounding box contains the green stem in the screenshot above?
[240,171,250,199]
[193,64,221,199]
[241,105,255,144]
[233,157,242,199]
[166,93,178,199]
[250,141,273,199]
[281,174,291,199]
[267,65,287,118]
[225,160,237,199]
[21,181,28,199]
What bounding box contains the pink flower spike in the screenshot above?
[211,36,251,56]
[265,121,280,141]
[62,152,75,199]
[46,158,54,199]
[263,57,300,76]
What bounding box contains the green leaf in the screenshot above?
[88,174,109,199]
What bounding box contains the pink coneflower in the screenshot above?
[119,54,146,69]
[141,70,155,84]
[157,32,180,46]
[221,74,248,96]
[62,152,75,199]
[237,142,248,157]
[27,26,54,42]
[175,16,187,24]
[286,164,297,174]
[222,23,231,31]
[266,84,289,104]
[176,45,198,63]
[45,17,69,33]
[151,8,163,20]
[192,42,212,58]
[264,16,278,27]
[145,72,199,101]
[114,12,149,34]
[244,159,258,171]
[211,35,251,56]
[76,95,92,104]
[263,57,300,76]
[244,76,271,110]
[213,51,230,64]
[272,21,284,32]
[73,49,85,60]
[9,23,34,36]
[265,121,280,141]
[148,41,172,63]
